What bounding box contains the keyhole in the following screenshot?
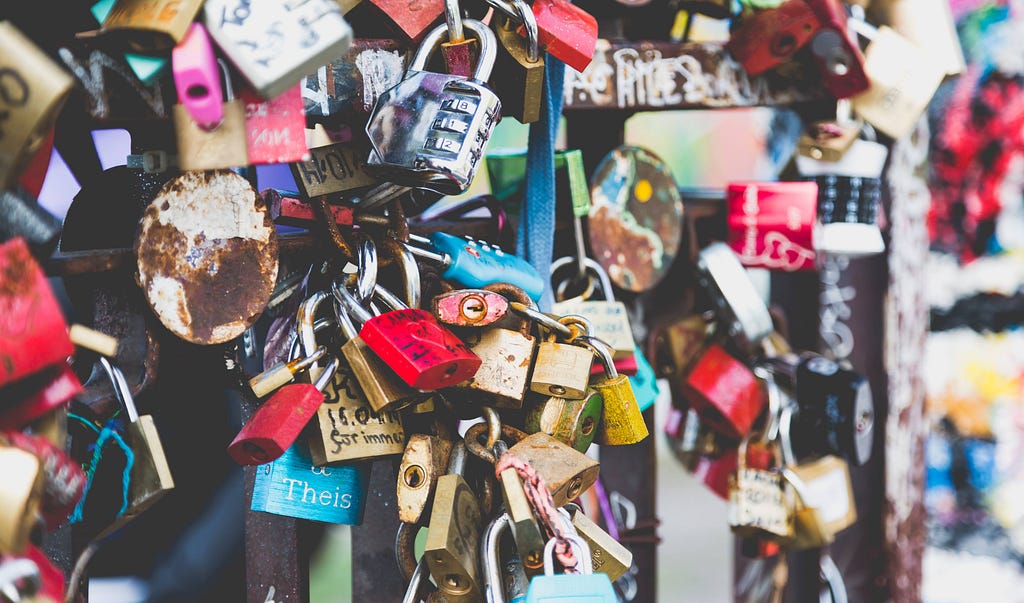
[460,296,486,322]
[524,550,543,569]
[403,465,425,489]
[442,574,471,595]
[772,33,797,57]
[550,385,567,396]
[581,417,595,436]
[856,409,874,434]
[243,442,269,462]
[566,477,583,501]
[187,84,210,99]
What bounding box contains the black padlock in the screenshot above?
[792,354,873,466]
[0,189,62,262]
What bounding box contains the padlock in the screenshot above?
[728,436,792,540]
[796,113,863,162]
[296,293,407,465]
[365,0,444,42]
[203,0,353,99]
[3,432,85,532]
[405,233,545,302]
[397,433,453,525]
[784,456,856,537]
[564,506,633,582]
[491,0,544,124]
[134,170,279,346]
[490,439,547,574]
[530,317,594,400]
[0,445,44,554]
[792,354,874,466]
[19,545,65,602]
[95,358,174,539]
[432,288,510,327]
[289,140,381,197]
[726,0,820,76]
[100,0,205,50]
[334,282,425,413]
[679,344,765,441]
[779,468,834,551]
[579,337,648,447]
[453,283,537,409]
[664,407,722,472]
[804,0,870,99]
[524,389,603,453]
[506,432,599,508]
[515,0,598,74]
[171,22,223,131]
[848,21,945,140]
[524,535,617,602]
[335,283,481,391]
[0,22,74,191]
[228,355,341,466]
[425,440,483,603]
[0,189,63,263]
[250,439,369,525]
[796,138,888,257]
[172,54,250,171]
[0,365,82,433]
[695,242,774,352]
[651,313,712,380]
[0,238,75,390]
[89,0,170,85]
[241,85,310,165]
[365,19,502,196]
[441,0,479,77]
[551,257,636,360]
[247,346,327,399]
[726,182,819,272]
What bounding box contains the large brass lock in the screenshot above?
[524,389,603,453]
[424,441,483,603]
[530,316,594,400]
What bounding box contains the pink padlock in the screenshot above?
[590,353,638,377]
[172,23,223,131]
[726,181,819,272]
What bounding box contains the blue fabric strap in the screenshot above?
[517,55,566,312]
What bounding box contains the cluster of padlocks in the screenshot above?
[0,0,956,597]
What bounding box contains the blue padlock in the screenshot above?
[251,440,369,525]
[628,345,660,413]
[404,232,545,301]
[525,535,617,602]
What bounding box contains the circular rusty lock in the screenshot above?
[134,170,279,345]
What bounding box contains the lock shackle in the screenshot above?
[290,317,334,362]
[381,238,421,309]
[820,553,849,603]
[297,290,331,359]
[779,466,814,509]
[573,336,617,379]
[373,284,410,311]
[445,0,465,43]
[550,256,615,303]
[98,357,139,423]
[508,301,573,340]
[778,402,797,467]
[333,282,375,325]
[485,283,535,338]
[395,521,425,582]
[557,315,592,343]
[753,365,784,444]
[401,557,432,603]
[482,406,501,450]
[352,232,379,305]
[542,534,593,576]
[480,512,512,603]
[332,289,360,341]
[510,0,539,62]
[409,19,496,81]
[311,356,341,392]
[446,439,469,475]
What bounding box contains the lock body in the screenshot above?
[508,432,599,507]
[228,382,327,465]
[568,507,633,582]
[397,434,452,524]
[525,390,603,452]
[680,344,765,440]
[425,473,483,602]
[432,289,510,327]
[525,573,617,602]
[173,101,249,170]
[726,0,820,76]
[726,182,819,272]
[492,18,544,124]
[102,0,205,49]
[551,300,634,360]
[0,366,82,432]
[517,0,598,73]
[251,440,369,524]
[593,375,648,446]
[794,355,874,465]
[341,336,422,412]
[531,341,593,400]
[5,432,85,531]
[0,190,63,262]
[456,326,536,408]
[805,0,870,99]
[429,233,545,302]
[499,467,546,572]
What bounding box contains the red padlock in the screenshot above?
[726,181,819,272]
[4,432,85,530]
[242,84,309,165]
[679,344,766,440]
[24,544,66,602]
[693,438,775,499]
[337,285,482,391]
[805,0,870,99]
[0,238,74,389]
[0,365,82,432]
[517,0,598,73]
[365,0,445,42]
[228,356,341,466]
[726,0,821,76]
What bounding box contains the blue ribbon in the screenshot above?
[516,55,567,312]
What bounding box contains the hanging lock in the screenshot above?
[695,242,774,353]
[493,440,547,574]
[432,288,510,327]
[0,445,44,555]
[791,354,874,466]
[241,85,310,165]
[480,512,531,603]
[2,432,83,534]
[524,535,617,602]
[365,19,502,196]
[514,0,598,73]
[726,0,820,76]
[551,257,636,360]
[228,354,341,465]
[524,388,603,453]
[725,181,819,272]
[563,505,633,582]
[0,238,75,390]
[506,432,599,508]
[441,0,478,77]
[99,0,205,50]
[580,337,648,447]
[424,441,483,603]
[0,21,72,190]
[247,346,327,399]
[491,0,544,124]
[679,344,765,441]
[728,435,792,541]
[172,32,249,171]
[95,358,175,539]
[530,316,594,400]
[203,0,353,100]
[804,0,869,99]
[397,432,453,524]
[405,233,545,302]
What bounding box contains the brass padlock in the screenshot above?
[564,505,633,582]
[96,357,175,539]
[0,22,73,190]
[490,0,544,123]
[506,432,599,508]
[397,433,453,525]
[796,115,863,162]
[424,441,483,603]
[780,468,834,550]
[728,436,792,541]
[530,316,594,400]
[454,283,538,409]
[551,256,636,360]
[173,59,249,171]
[582,337,649,446]
[524,389,603,453]
[0,446,44,554]
[101,0,205,50]
[494,441,546,574]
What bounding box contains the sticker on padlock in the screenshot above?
[365,20,502,196]
[726,181,819,272]
[250,439,369,525]
[203,0,353,100]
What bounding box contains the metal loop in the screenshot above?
[482,407,501,450]
[445,0,464,43]
[555,273,596,304]
[354,233,378,304]
[543,534,593,576]
[511,0,539,62]
[395,522,423,583]
[557,315,592,343]
[508,301,573,338]
[550,256,615,302]
[464,422,528,464]
[480,513,512,603]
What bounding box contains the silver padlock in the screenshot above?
[202,0,353,99]
[364,19,501,196]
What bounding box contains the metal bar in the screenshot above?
[351,460,407,601]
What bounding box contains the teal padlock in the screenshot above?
[628,345,661,413]
[250,440,369,525]
[525,535,617,602]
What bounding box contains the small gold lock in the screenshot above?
[397,433,453,525]
[490,0,544,124]
[580,337,648,446]
[506,432,600,508]
[524,389,603,453]
[424,441,483,603]
[565,505,633,582]
[529,317,594,400]
[0,446,44,554]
